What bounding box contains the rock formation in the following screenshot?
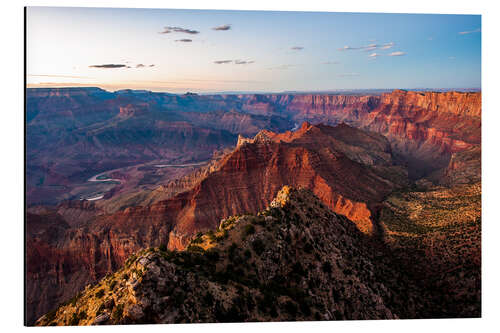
[25,123,406,324]
[35,187,428,325]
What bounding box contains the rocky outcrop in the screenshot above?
[36,187,430,325]
[55,200,104,227]
[441,147,481,185]
[118,103,150,117]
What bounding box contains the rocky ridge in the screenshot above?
[25,123,407,324]
[36,187,427,325]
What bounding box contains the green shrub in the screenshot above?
[299,299,311,316]
[96,303,106,316]
[251,239,266,255]
[68,292,82,307]
[228,242,238,260]
[172,291,185,306]
[112,304,124,321]
[95,289,105,298]
[203,291,214,306]
[243,224,256,236]
[44,309,57,323]
[206,230,216,241]
[215,229,228,241]
[124,254,137,268]
[291,262,305,276]
[187,244,205,253]
[191,235,203,244]
[68,312,79,326]
[322,261,332,274]
[79,310,87,320]
[68,310,87,326]
[284,301,298,317]
[205,249,220,262]
[304,242,314,253]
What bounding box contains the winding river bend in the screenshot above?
[84,160,210,201]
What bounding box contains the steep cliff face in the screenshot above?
[25,123,407,324]
[441,147,481,185]
[180,110,293,136]
[239,90,481,179]
[54,200,104,227]
[147,122,405,244]
[357,90,481,178]
[36,187,429,326]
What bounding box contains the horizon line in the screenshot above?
[26,85,482,95]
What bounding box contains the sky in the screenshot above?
[26,7,481,93]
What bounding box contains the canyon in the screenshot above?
[25,88,481,324]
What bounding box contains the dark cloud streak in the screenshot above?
[214,60,233,64]
[213,24,231,31]
[213,59,255,65]
[89,63,155,69]
[160,26,200,34]
[175,39,193,42]
[234,60,255,65]
[89,64,127,69]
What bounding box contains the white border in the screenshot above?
[1,1,499,332]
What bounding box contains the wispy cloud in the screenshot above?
[340,42,395,52]
[28,74,94,79]
[368,53,382,59]
[338,45,360,51]
[459,28,481,35]
[89,64,127,69]
[214,59,254,65]
[363,44,378,52]
[449,56,456,60]
[323,61,340,65]
[213,24,231,31]
[291,46,304,51]
[159,26,200,34]
[388,51,406,56]
[175,39,193,42]
[214,60,233,64]
[380,42,394,50]
[234,60,255,65]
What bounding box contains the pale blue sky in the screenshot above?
[27,7,481,93]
